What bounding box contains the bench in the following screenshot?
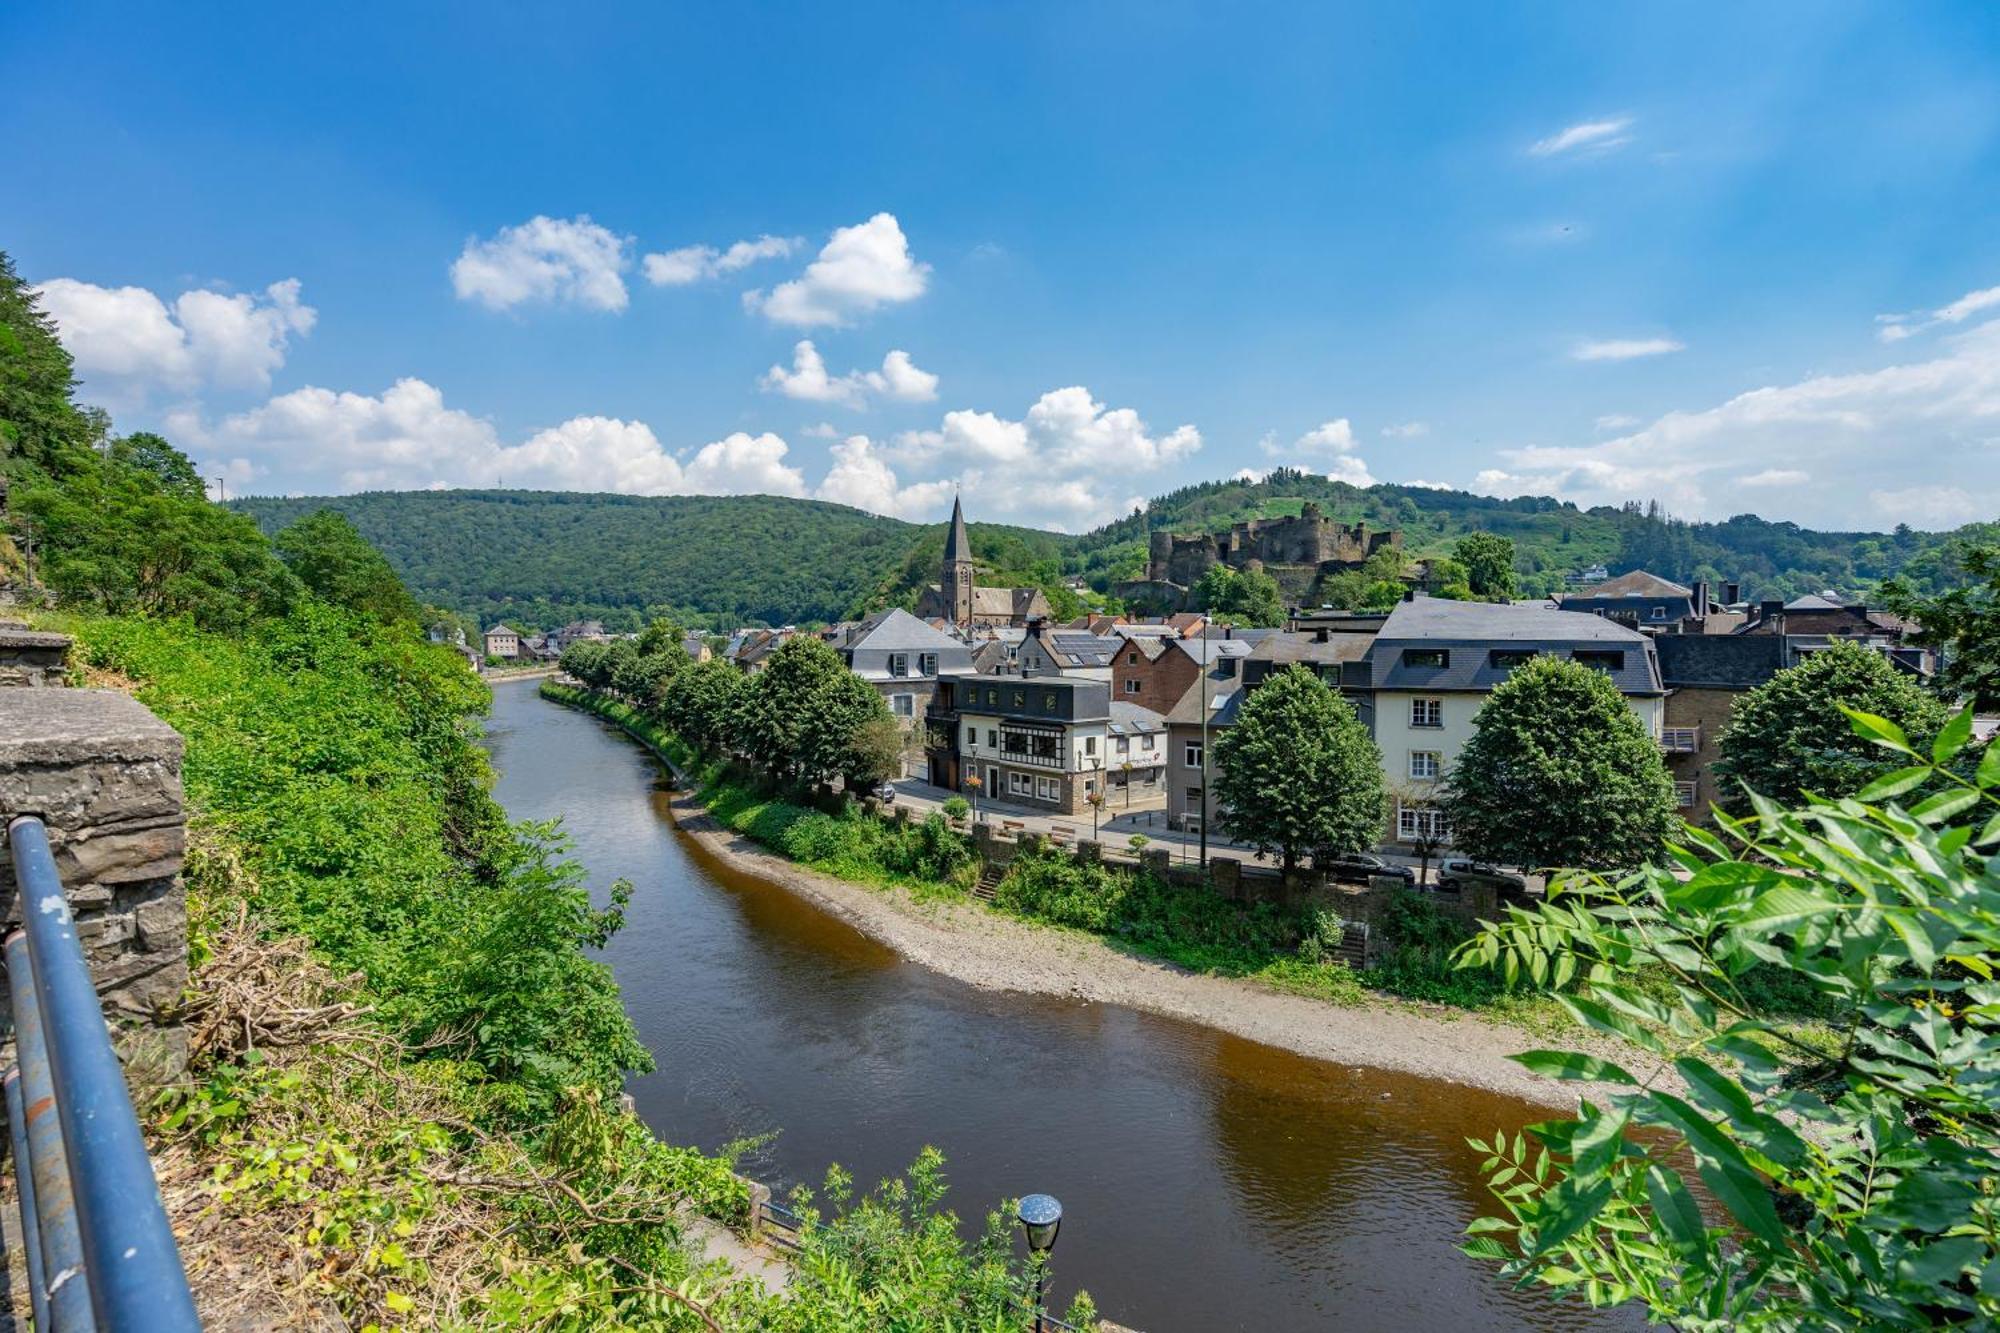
[1001,819,1026,834]
[1049,824,1076,845]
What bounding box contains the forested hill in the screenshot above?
[231,476,1993,632]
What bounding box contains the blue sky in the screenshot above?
[5,2,1998,531]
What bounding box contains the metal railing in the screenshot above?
[4,814,200,1331]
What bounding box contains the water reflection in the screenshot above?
[483,680,1634,1332]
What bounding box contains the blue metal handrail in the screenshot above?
[6,814,200,1331]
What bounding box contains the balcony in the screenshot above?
[1661,726,1701,754]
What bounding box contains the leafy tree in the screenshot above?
[1427,554,1474,600]
[1454,532,1518,600]
[1883,542,2000,710]
[109,431,207,498]
[1212,665,1384,873]
[736,635,895,787]
[1715,640,1948,809]
[1453,706,2000,1329]
[613,650,680,708]
[634,616,686,658]
[797,664,899,789]
[0,249,88,467]
[274,508,420,624]
[661,657,746,756]
[1192,563,1240,613]
[1192,562,1286,626]
[559,640,614,690]
[1442,655,1677,871]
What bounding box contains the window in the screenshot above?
[1083,777,1096,796]
[890,694,914,717]
[1648,605,1669,621]
[889,653,909,677]
[1123,679,1141,694]
[1410,697,1444,729]
[1574,651,1625,672]
[919,652,938,676]
[1490,649,1535,670]
[1404,648,1450,669]
[1115,736,1130,755]
[1397,804,1449,842]
[1661,727,1700,753]
[1127,652,1139,665]
[987,729,998,748]
[1409,750,1440,780]
[1043,692,1059,713]
[1012,690,1025,708]
[1085,736,1097,756]
[986,688,999,707]
[1142,734,1156,750]
[1184,741,1204,769]
[965,726,977,747]
[1036,776,1058,802]
[1674,781,1698,809]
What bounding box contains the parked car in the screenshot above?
[1318,852,1416,886]
[1437,857,1528,898]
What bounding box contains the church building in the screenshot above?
[915,497,1052,630]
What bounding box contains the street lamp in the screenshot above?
[966,772,983,824]
[1017,1193,1063,1332]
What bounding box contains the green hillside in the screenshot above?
[231,474,1994,631]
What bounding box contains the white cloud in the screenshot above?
[1594,413,1641,431]
[745,213,929,327]
[35,276,316,402]
[1739,468,1810,487]
[1572,337,1685,362]
[450,215,631,312]
[641,234,798,286]
[801,421,840,439]
[760,340,939,407]
[1877,282,2000,342]
[1402,479,1456,490]
[1381,421,1429,438]
[1470,319,2000,527]
[1262,418,1376,485]
[814,434,956,519]
[186,377,807,498]
[1529,117,1634,157]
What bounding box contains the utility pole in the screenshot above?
[1198,636,1210,871]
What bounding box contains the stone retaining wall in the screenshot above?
[0,688,189,1092]
[0,621,71,687]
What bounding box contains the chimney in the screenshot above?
[1403,588,1417,602]
[1723,581,1741,606]
[1690,580,1708,618]
[1759,600,1784,635]
[1315,627,1330,643]
[1224,624,1234,639]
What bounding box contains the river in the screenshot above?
[483,678,1630,1332]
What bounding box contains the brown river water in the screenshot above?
[483,678,1637,1332]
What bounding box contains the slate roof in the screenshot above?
[943,495,972,563]
[1247,630,1376,667]
[1046,634,1121,668]
[1654,634,1786,689]
[843,607,965,653]
[1108,701,1167,734]
[1579,570,1692,598]
[1164,678,1243,726]
[1368,597,1662,695]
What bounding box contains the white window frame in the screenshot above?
[890,693,915,718]
[1184,740,1204,769]
[1674,781,1699,809]
[1036,775,1058,802]
[1408,750,1440,780]
[1123,679,1141,694]
[1410,697,1444,729]
[888,653,909,677]
[1396,803,1449,842]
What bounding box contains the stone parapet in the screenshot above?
[0,689,189,1092]
[0,620,71,688]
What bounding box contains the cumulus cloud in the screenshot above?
[1529,117,1634,157]
[641,234,798,286]
[745,213,929,327]
[1470,318,2000,527]
[1262,418,1376,485]
[1595,413,1641,431]
[450,215,631,312]
[35,276,316,402]
[814,434,957,519]
[183,377,807,498]
[1877,282,2000,342]
[1572,337,1685,362]
[760,340,939,407]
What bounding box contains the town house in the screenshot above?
[925,673,1166,815]
[827,608,975,776]
[482,624,520,659]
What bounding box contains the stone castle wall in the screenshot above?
[1142,503,1401,593]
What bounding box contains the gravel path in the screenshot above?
[668,793,1660,1112]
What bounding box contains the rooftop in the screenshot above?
[1575,569,1692,599]
[1377,595,1650,643]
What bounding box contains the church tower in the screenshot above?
[942,495,975,626]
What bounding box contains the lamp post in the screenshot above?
[1017,1193,1062,1332]
[967,772,983,825]
[1198,638,1211,871]
[1085,790,1105,840]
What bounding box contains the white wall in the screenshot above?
[1374,690,1664,787]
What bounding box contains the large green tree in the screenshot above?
[1883,542,2000,711]
[1212,665,1384,873]
[1454,532,1518,601]
[1442,655,1677,871]
[1715,639,1948,808]
[0,250,87,467]
[1453,706,2000,1329]
[274,508,420,624]
[660,657,746,757]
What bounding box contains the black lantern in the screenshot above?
[1017,1193,1063,1331]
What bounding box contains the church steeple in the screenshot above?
[942,496,975,626]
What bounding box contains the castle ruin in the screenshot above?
[1117,503,1401,611]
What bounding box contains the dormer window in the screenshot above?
[889,653,909,677]
[1404,648,1449,669]
[1490,649,1535,670]
[1575,650,1626,672]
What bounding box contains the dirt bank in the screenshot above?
[667,794,1657,1112]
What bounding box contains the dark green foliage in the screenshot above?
[737,636,897,788]
[0,249,88,467]
[109,430,207,498]
[1443,654,1678,871]
[1453,709,2000,1326]
[80,609,649,1115]
[1883,542,2000,710]
[274,508,420,624]
[1453,532,1518,600]
[1192,563,1287,625]
[1715,639,1950,808]
[660,658,745,757]
[1213,665,1385,872]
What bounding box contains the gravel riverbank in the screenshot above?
[666,792,1657,1112]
